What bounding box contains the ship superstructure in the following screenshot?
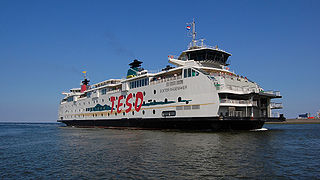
[58,20,284,130]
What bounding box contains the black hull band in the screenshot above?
[56,116,283,131]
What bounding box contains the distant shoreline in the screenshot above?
[266,119,320,124]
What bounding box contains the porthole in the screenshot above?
[142,110,145,115]
[108,113,110,116]
[154,90,156,94]
[178,97,182,102]
[115,113,117,116]
[153,110,155,114]
[132,111,135,115]
[143,91,146,96]
[186,101,189,104]
[133,93,135,97]
[101,114,103,116]
[165,98,168,103]
[123,112,125,116]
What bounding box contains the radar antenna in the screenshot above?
[82,71,87,79]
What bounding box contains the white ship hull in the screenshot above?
[58,21,285,130]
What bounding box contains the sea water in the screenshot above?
[0,123,319,179]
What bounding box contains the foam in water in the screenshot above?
[250,128,268,131]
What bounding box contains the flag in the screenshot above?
[186,25,191,30]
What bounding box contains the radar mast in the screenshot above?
[192,19,196,47]
[187,19,197,48]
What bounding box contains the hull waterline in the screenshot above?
[57,117,284,131]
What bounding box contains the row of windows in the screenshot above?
[65,97,191,115]
[66,105,199,119]
[129,78,149,89]
[176,105,200,110]
[65,96,189,112]
[65,109,157,118]
[183,68,199,78]
[63,99,105,108]
[87,90,98,98]
[187,50,228,63]
[100,87,119,95]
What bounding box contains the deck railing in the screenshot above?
[270,102,283,109]
[264,91,281,96]
[150,75,182,85]
[220,99,257,106]
[220,85,258,93]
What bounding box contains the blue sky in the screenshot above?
[0,0,319,122]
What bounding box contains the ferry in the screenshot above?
[58,20,285,130]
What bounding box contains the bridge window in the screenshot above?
[188,68,191,77]
[187,49,229,64]
[184,68,199,78]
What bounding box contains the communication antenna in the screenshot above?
[187,18,197,47]
[200,39,205,47]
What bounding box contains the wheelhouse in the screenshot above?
[179,48,231,66]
